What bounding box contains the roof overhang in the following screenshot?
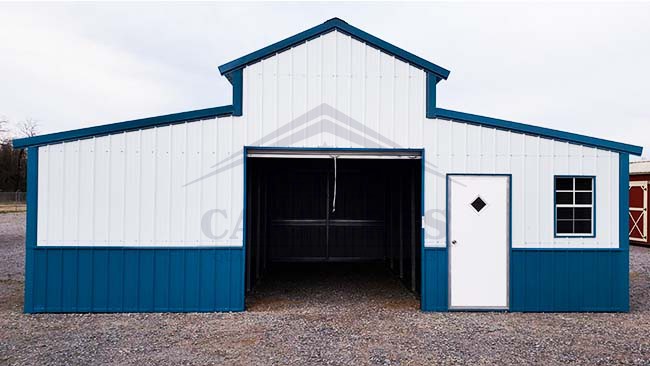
[435,108,643,156]
[12,106,234,149]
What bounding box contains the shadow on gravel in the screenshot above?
[245,263,419,312]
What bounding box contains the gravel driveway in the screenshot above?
[1,212,649,365]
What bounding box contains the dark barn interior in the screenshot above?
[245,155,422,301]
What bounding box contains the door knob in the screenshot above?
[451,240,457,245]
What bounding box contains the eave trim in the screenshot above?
[435,108,643,156]
[13,105,235,149]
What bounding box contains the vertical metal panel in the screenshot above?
[78,139,95,244]
[36,146,48,246]
[27,247,244,312]
[108,135,125,244]
[510,249,627,311]
[421,248,447,311]
[123,132,141,245]
[36,118,244,247]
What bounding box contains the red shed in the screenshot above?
[630,161,650,245]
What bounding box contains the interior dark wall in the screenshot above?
[245,157,421,294]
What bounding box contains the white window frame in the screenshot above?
[555,176,595,237]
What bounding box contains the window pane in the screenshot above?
[575,192,592,204]
[574,220,592,234]
[556,192,573,204]
[557,208,574,220]
[557,220,573,234]
[575,178,593,191]
[556,178,573,190]
[574,207,592,220]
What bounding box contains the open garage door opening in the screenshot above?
[244,149,423,308]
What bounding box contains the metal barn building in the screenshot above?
[14,18,643,313]
[630,161,650,246]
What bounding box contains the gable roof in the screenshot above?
[218,18,451,81]
[11,18,643,156]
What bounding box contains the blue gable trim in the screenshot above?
[229,69,243,117]
[435,108,643,156]
[218,18,451,80]
[425,73,437,118]
[13,105,235,149]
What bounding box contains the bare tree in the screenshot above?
[0,117,28,191]
[17,118,39,137]
[0,117,9,143]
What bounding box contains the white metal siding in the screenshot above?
[423,121,619,249]
[37,118,244,247]
[36,30,620,249]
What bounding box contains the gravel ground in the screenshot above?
[1,212,649,365]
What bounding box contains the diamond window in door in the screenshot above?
[470,196,487,213]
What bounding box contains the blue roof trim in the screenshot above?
[13,105,235,148]
[426,73,438,118]
[435,108,643,156]
[218,18,451,80]
[230,69,243,117]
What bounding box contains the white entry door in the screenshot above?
[448,175,510,310]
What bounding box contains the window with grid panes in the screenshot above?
[555,177,594,236]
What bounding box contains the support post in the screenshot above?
[399,177,404,280]
[245,170,252,292]
[255,177,262,282]
[411,166,417,292]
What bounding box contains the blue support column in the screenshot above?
[24,147,38,313]
[619,153,630,311]
[425,73,437,119]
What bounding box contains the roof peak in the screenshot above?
[324,17,348,25]
[218,18,451,80]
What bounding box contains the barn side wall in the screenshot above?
[24,147,245,313]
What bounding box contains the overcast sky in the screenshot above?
[1,2,649,157]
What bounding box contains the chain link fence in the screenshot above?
[0,192,26,212]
